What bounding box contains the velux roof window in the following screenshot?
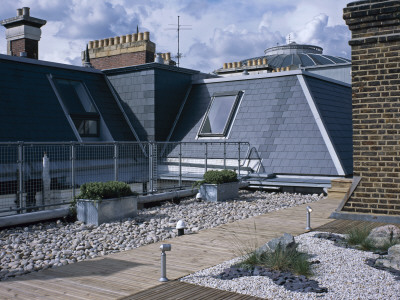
[198,91,243,137]
[53,79,100,137]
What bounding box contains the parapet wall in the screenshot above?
[343,0,400,215]
[82,32,156,70]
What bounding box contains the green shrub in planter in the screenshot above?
[76,181,135,200]
[195,170,238,187]
[75,181,138,226]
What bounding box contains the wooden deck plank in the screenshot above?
[0,196,342,299]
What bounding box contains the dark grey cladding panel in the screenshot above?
[170,75,338,176]
[0,59,77,142]
[154,69,192,141]
[108,69,155,141]
[0,57,136,142]
[304,76,353,174]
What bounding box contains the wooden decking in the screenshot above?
[0,196,343,300]
[120,281,263,300]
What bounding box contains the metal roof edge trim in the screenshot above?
[0,53,103,74]
[301,70,352,88]
[103,62,200,75]
[302,62,351,70]
[193,70,304,84]
[297,74,346,176]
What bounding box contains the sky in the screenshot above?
[0,0,352,73]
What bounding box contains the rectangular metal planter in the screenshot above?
[77,196,138,226]
[199,182,239,202]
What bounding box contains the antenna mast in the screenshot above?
[166,16,191,67]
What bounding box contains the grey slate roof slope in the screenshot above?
[170,72,352,176]
[303,75,353,174]
[0,54,136,142]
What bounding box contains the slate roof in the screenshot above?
[0,54,137,142]
[169,71,352,176]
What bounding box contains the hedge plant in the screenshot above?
[195,170,238,187]
[75,181,136,200]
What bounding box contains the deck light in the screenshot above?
[176,220,186,236]
[159,244,171,282]
[306,206,313,231]
[196,192,202,201]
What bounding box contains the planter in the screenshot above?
[199,182,239,202]
[77,196,138,226]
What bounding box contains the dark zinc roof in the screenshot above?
[0,54,137,142]
[304,75,353,174]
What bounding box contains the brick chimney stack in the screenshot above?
[342,0,400,215]
[1,7,46,59]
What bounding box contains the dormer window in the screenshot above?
[53,78,100,137]
[198,91,243,137]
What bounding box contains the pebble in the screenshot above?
[0,191,322,281]
[180,232,400,299]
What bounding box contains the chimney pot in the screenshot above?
[237,62,242,67]
[126,34,132,43]
[166,52,171,61]
[262,58,267,65]
[94,40,99,48]
[115,36,120,44]
[132,33,138,41]
[252,59,257,66]
[138,32,144,41]
[121,35,126,43]
[88,41,94,49]
[228,62,233,68]
[17,8,23,16]
[247,60,252,67]
[22,7,30,16]
[143,31,150,41]
[223,63,228,69]
[257,59,262,65]
[100,39,105,47]
[109,38,114,45]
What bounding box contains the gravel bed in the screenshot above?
[180,232,400,299]
[0,191,322,281]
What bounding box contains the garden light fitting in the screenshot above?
[159,244,171,282]
[306,206,312,231]
[176,219,186,236]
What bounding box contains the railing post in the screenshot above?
[224,142,226,170]
[17,142,23,213]
[179,143,182,188]
[71,142,76,199]
[204,143,208,173]
[114,142,119,181]
[238,143,241,176]
[149,142,154,193]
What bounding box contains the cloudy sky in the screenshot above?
[0,0,352,73]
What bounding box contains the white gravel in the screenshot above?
[180,232,400,299]
[0,191,322,281]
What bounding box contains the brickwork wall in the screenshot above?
[10,38,38,59]
[90,51,154,70]
[343,0,400,214]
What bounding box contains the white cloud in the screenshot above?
[288,14,350,58]
[0,0,351,72]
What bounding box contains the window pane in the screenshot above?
[55,79,97,114]
[200,95,237,135]
[73,119,86,135]
[86,120,98,135]
[55,79,85,114]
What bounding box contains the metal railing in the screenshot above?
[0,141,255,216]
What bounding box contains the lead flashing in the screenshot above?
[0,53,103,74]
